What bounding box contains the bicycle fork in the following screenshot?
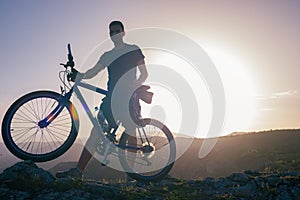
[37,91,73,128]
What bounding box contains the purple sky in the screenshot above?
[0,1,300,136]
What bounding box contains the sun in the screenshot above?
[140,49,212,138]
[140,46,257,137]
[204,46,257,135]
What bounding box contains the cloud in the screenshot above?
[273,90,298,97]
[269,90,298,99]
[255,90,296,100]
[256,90,298,100]
[260,108,273,111]
[255,90,299,114]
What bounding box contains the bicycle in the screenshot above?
[1,44,176,182]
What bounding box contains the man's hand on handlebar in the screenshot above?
[67,68,85,82]
[61,44,85,82]
[66,60,75,68]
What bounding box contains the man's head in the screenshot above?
[109,21,125,43]
[109,21,124,34]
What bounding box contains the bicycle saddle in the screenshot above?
[133,85,153,104]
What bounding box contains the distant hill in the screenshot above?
[0,140,84,173]
[170,129,300,179]
[1,129,300,181]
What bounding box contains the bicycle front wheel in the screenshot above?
[1,91,79,162]
[119,118,176,182]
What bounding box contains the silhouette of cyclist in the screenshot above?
[56,21,148,179]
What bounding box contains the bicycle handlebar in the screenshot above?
[60,43,75,68]
[67,43,72,55]
[67,43,73,63]
[58,43,79,82]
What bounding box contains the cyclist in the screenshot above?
[56,20,148,179]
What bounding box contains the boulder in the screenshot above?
[0,160,55,190]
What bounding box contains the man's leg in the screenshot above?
[76,98,112,172]
[56,127,100,178]
[76,127,99,171]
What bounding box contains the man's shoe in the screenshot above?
[55,167,83,179]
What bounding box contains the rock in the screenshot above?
[0,160,55,190]
[276,190,292,200]
[203,177,217,188]
[0,187,31,200]
[0,161,300,199]
[267,175,281,187]
[244,169,260,176]
[228,173,249,183]
[254,176,266,189]
[281,171,300,177]
[203,177,215,183]
[290,186,300,199]
[236,180,257,196]
[217,177,232,187]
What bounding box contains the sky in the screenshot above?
[0,0,300,139]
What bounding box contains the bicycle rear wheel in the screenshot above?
[1,91,79,162]
[119,118,176,182]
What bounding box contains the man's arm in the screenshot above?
[136,59,148,85]
[83,61,106,79]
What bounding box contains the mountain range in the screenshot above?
[1,129,299,182]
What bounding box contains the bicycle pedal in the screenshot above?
[106,133,117,143]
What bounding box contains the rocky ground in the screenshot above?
[0,160,299,200]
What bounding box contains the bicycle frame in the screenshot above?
[74,81,109,142]
[39,78,147,152]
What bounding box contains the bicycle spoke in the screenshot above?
[16,109,36,124]
[35,98,41,121]
[12,119,36,124]
[44,128,60,150]
[42,98,55,118]
[48,125,71,134]
[19,128,40,150]
[29,129,38,153]
[124,156,150,167]
[42,129,55,152]
[40,97,44,119]
[50,118,71,125]
[46,129,66,142]
[23,103,39,121]
[52,115,72,123]
[29,100,39,121]
[11,127,36,142]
